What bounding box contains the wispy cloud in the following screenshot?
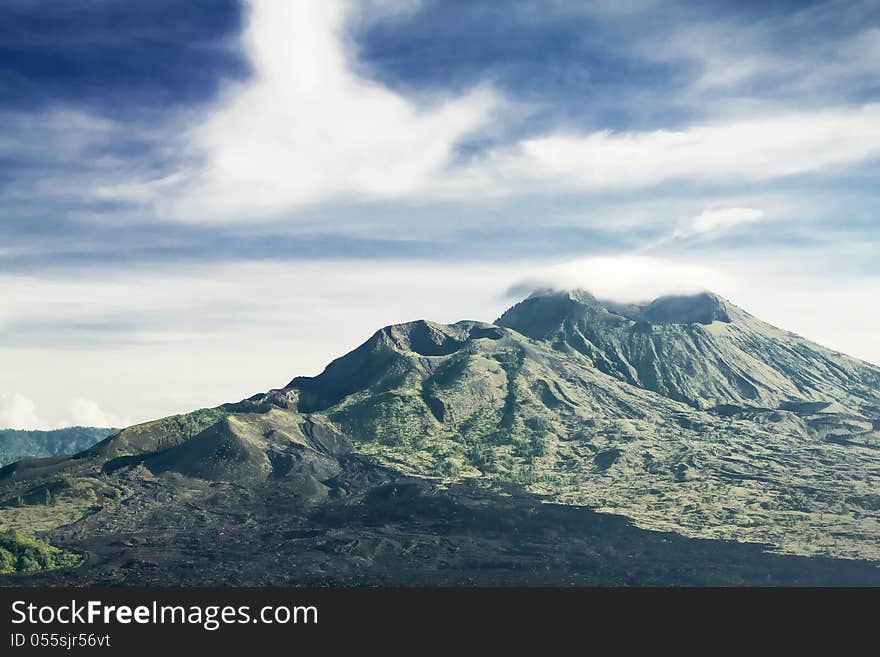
[672,207,765,240]
[451,105,880,197]
[66,399,129,429]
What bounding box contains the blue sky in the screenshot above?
[1,0,879,428]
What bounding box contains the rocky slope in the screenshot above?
[1,289,879,583]
[497,290,880,413]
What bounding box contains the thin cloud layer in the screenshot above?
[505,256,730,302]
[455,106,880,196]
[672,207,765,240]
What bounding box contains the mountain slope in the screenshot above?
[497,290,880,415]
[264,296,880,560]
[1,289,878,579]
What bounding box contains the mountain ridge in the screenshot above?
[514,288,735,325]
[1,289,879,579]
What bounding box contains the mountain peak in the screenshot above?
[641,291,732,325]
[501,288,733,332]
[525,288,599,304]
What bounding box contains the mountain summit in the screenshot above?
[1,289,879,583]
[498,289,877,413]
[500,289,734,329]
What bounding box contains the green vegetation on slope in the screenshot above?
[0,529,80,574]
[87,408,228,458]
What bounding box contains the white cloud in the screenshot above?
[507,256,731,303]
[672,207,765,239]
[0,393,128,430]
[0,393,46,430]
[100,0,497,222]
[66,399,128,429]
[453,105,880,196]
[81,2,880,224]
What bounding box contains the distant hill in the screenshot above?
[0,427,115,467]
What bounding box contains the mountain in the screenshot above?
[1,289,879,584]
[497,290,880,413]
[0,427,115,467]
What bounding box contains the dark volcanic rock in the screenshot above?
[4,464,880,587]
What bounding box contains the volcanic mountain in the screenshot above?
[1,289,879,585]
[497,289,879,412]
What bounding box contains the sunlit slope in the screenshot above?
[497,289,880,415]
